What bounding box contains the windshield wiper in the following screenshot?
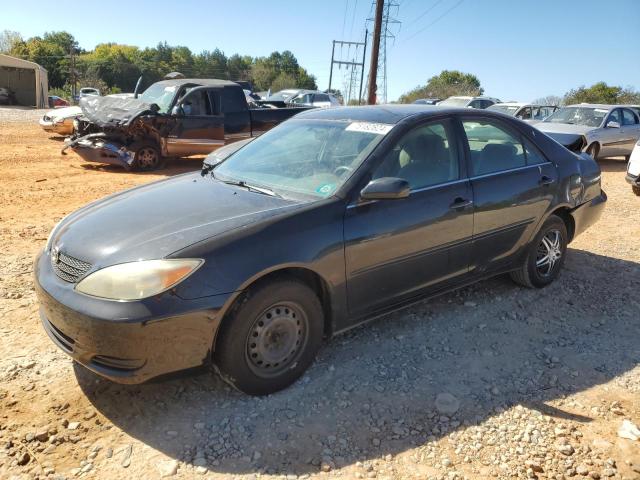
[218,178,283,198]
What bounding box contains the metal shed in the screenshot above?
[0,54,49,108]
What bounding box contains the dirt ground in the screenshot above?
[0,113,639,480]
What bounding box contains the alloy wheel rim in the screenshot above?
[536,229,562,276]
[138,148,158,168]
[246,302,307,378]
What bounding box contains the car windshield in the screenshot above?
[267,90,299,101]
[214,119,391,199]
[139,84,178,113]
[543,107,608,127]
[487,105,520,116]
[439,97,471,107]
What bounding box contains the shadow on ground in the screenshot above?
[76,249,640,475]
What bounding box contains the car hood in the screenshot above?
[535,122,595,135]
[50,172,303,268]
[79,95,157,127]
[45,106,82,120]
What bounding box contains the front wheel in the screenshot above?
[633,185,640,197]
[510,215,568,288]
[130,142,164,171]
[214,279,324,395]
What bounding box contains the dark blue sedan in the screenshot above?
[35,105,606,395]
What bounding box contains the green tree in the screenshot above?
[563,82,640,105]
[398,70,483,103]
[0,30,23,53]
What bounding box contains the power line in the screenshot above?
[341,0,350,39]
[349,0,359,39]
[405,0,443,27]
[403,0,464,42]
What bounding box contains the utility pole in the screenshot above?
[367,0,384,105]
[328,41,336,92]
[358,29,368,105]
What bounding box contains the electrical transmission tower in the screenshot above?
[328,34,368,105]
[365,0,400,104]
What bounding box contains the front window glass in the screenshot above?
[607,109,622,126]
[462,120,525,175]
[140,84,178,113]
[543,107,608,127]
[373,120,459,189]
[214,119,390,199]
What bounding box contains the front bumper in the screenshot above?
[625,172,639,186]
[34,250,231,384]
[570,190,607,239]
[39,118,74,135]
[65,136,135,168]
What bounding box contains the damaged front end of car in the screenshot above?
[63,133,137,169]
[61,95,169,168]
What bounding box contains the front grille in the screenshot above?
[51,250,92,283]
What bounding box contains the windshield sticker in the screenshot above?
[346,122,394,135]
[316,183,336,195]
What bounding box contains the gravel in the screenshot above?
[0,120,639,479]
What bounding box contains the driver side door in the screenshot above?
[166,87,225,156]
[343,118,474,321]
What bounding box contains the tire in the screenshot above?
[214,279,324,395]
[510,215,568,289]
[586,143,600,160]
[130,142,164,171]
[633,185,640,197]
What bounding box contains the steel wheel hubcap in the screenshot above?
[138,148,157,168]
[536,229,562,276]
[246,303,306,377]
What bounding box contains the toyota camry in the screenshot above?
[35,105,606,395]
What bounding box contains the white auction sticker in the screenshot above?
[345,122,394,135]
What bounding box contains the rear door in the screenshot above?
[344,118,473,319]
[165,86,224,156]
[461,116,557,273]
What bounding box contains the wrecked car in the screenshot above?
[39,106,83,136]
[64,79,312,171]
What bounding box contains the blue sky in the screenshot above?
[2,0,639,101]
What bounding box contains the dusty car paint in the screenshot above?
[39,106,82,135]
[35,105,606,384]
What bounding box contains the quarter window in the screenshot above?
[373,120,459,189]
[462,119,525,175]
[523,137,547,165]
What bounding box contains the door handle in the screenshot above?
[449,197,473,209]
[539,175,555,185]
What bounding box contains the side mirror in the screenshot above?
[606,120,620,128]
[360,177,410,201]
[171,105,184,116]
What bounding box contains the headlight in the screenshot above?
[75,259,203,301]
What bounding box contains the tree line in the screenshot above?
[0,30,318,98]
[398,70,640,106]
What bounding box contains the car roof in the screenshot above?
[566,103,616,109]
[492,102,528,107]
[152,78,239,88]
[295,104,501,124]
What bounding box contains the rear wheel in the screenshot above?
[214,279,324,395]
[586,143,600,160]
[130,142,164,171]
[510,215,568,288]
[633,185,640,196]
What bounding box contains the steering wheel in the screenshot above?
[333,165,354,177]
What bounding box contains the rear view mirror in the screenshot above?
[360,177,410,200]
[606,120,620,128]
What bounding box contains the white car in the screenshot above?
[287,90,341,108]
[438,96,501,109]
[39,106,82,135]
[626,138,640,196]
[487,102,558,123]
